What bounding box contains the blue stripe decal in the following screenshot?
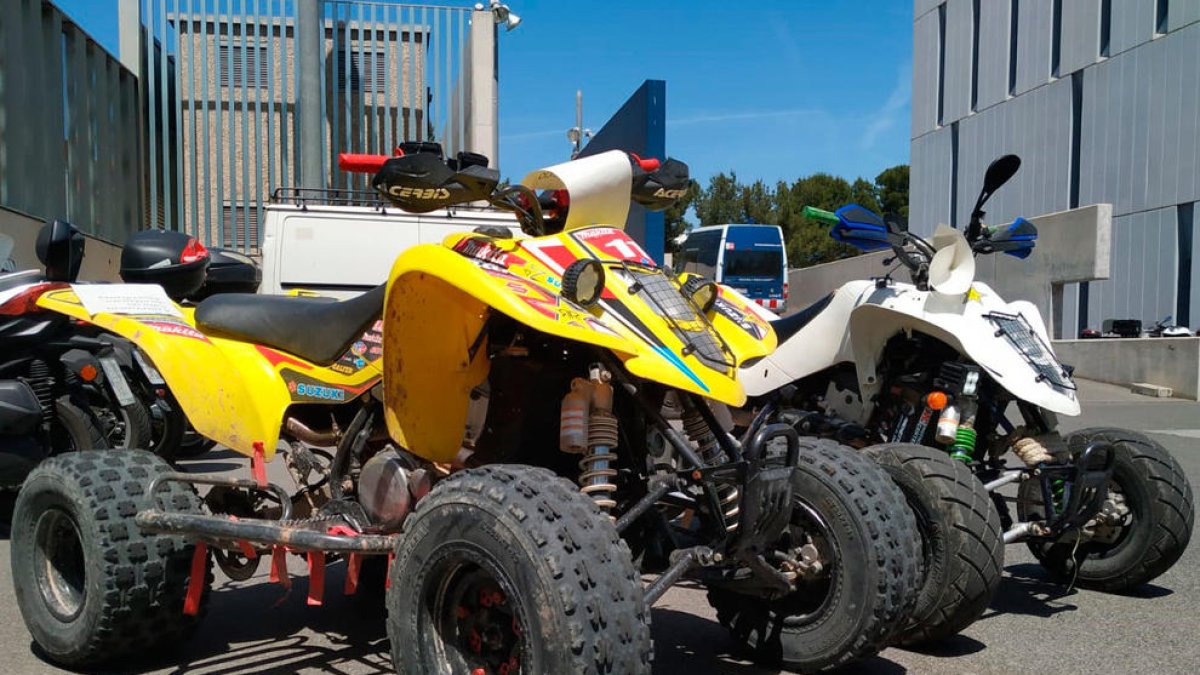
[652,345,710,392]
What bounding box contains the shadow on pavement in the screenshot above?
[894,633,987,658]
[0,491,14,540]
[981,564,1081,620]
[650,607,909,675]
[26,563,394,675]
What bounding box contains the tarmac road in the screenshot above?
[0,379,1197,674]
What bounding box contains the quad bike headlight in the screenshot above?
[683,277,719,313]
[562,259,605,307]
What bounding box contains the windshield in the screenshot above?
[723,250,783,278]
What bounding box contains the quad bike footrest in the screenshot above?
[1039,440,1115,535]
[135,509,397,554]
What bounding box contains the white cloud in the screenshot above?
[859,61,912,151]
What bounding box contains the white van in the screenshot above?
[259,202,519,298]
[674,224,789,313]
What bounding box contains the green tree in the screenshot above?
[875,164,910,219]
[693,172,743,226]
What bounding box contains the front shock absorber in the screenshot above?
[681,400,740,533]
[565,365,619,514]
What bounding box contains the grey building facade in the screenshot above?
[910,0,1200,336]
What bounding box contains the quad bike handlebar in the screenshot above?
[339,146,689,237]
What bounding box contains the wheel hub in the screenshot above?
[33,508,87,622]
[433,562,525,675]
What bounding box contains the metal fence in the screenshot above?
[140,0,472,251]
[0,0,142,244]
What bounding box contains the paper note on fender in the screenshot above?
[71,284,183,318]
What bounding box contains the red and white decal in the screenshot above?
[520,238,578,275]
[572,227,655,265]
[143,320,211,343]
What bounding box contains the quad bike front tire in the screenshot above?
[707,439,922,672]
[1019,427,1194,591]
[864,443,1003,646]
[10,450,211,667]
[387,464,652,675]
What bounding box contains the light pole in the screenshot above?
[567,90,592,158]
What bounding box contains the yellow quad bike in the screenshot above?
[11,148,920,674]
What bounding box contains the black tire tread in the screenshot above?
[865,443,1004,645]
[708,438,922,671]
[1044,427,1194,591]
[12,450,210,666]
[54,396,108,452]
[389,464,652,675]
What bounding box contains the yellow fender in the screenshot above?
[39,288,292,458]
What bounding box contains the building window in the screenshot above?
[1178,203,1194,327]
[219,44,269,89]
[335,49,387,93]
[937,3,947,125]
[1008,0,1019,95]
[1051,0,1063,77]
[971,0,980,111]
[1100,0,1112,56]
[1157,0,1169,35]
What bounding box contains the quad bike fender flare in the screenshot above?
[382,247,748,463]
[846,298,1081,419]
[35,288,292,458]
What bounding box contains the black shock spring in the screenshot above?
[25,359,55,422]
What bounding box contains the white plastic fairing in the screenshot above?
[928,225,975,296]
[521,150,633,231]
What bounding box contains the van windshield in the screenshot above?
[724,250,783,278]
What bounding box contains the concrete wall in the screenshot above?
[1,206,122,282]
[1054,338,1200,401]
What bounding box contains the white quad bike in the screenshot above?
[741,155,1194,646]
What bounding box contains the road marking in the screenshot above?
[1144,429,1200,438]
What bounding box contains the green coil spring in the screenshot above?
[949,427,977,463]
[1051,478,1067,513]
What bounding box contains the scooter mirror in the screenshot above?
[982,154,1021,195]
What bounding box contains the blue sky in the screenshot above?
[55,0,912,186]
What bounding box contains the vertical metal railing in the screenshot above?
[138,0,471,252]
[0,0,140,244]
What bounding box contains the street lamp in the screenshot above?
[484,0,521,31]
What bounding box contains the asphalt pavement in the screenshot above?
[0,379,1197,674]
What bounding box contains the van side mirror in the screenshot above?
[35,220,85,282]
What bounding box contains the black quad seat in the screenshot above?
[195,284,386,365]
[769,293,833,344]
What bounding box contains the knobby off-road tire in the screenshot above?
[387,464,652,675]
[864,443,1003,646]
[11,450,211,667]
[1019,427,1194,592]
[707,439,922,672]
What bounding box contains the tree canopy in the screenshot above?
[666,164,910,267]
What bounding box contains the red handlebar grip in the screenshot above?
[338,153,391,173]
[629,153,661,172]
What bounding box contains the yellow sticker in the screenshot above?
[967,287,982,302]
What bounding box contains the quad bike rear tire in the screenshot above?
[10,450,211,667]
[707,439,922,672]
[864,443,1003,646]
[1019,427,1194,592]
[52,395,108,453]
[387,464,652,675]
